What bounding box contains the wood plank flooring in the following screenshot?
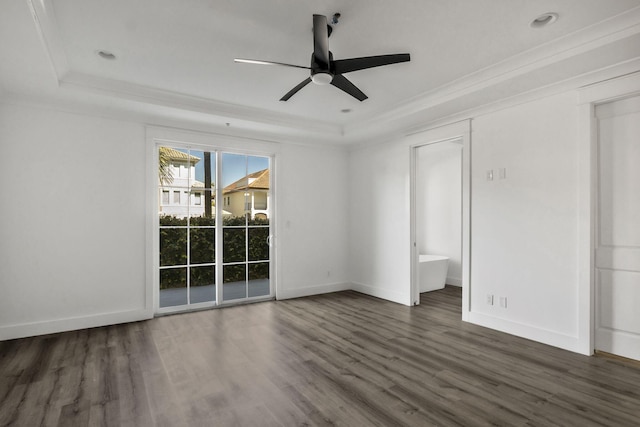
[2,286,640,426]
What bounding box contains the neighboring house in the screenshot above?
[159,147,208,218]
[223,168,270,219]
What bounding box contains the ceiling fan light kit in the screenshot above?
[235,14,410,102]
[311,72,333,85]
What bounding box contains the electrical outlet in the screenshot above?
[498,168,507,179]
[486,294,494,305]
[486,170,494,181]
[499,297,507,308]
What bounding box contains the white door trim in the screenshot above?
[577,71,640,355]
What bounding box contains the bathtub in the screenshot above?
[418,255,449,292]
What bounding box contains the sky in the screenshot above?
[174,148,269,187]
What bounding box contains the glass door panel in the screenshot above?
[221,153,271,303]
[158,146,216,309]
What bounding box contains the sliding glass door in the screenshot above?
[157,146,272,312]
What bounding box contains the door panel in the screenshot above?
[595,95,640,360]
[220,153,271,303]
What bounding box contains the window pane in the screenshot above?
[223,215,246,226]
[248,227,269,261]
[190,150,215,189]
[158,147,176,187]
[190,150,215,221]
[159,215,187,226]
[159,268,187,307]
[253,192,267,210]
[248,263,269,298]
[160,228,187,266]
[158,146,190,189]
[190,266,215,303]
[223,264,246,300]
[247,215,269,226]
[190,228,215,264]
[223,228,246,263]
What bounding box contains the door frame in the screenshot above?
[146,126,280,314]
[577,71,640,355]
[408,120,471,321]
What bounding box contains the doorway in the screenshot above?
[594,94,640,361]
[156,145,273,313]
[415,139,463,292]
[409,120,471,318]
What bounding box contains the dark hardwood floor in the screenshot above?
[1,286,640,426]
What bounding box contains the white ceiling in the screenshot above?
[2,0,640,144]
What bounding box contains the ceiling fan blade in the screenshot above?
[234,58,310,70]
[280,77,312,101]
[313,14,330,68]
[330,74,367,101]
[332,53,410,74]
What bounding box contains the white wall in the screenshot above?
[349,91,585,352]
[416,141,462,285]
[469,92,580,347]
[276,143,350,299]
[0,103,149,339]
[348,140,412,305]
[0,102,350,340]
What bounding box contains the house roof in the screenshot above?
[223,169,269,194]
[160,146,201,164]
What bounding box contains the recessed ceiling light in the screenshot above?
[97,50,117,60]
[530,12,558,28]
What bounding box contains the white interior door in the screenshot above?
[595,95,640,361]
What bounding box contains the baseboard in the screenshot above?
[351,281,412,306]
[276,282,351,300]
[595,328,640,361]
[467,311,584,354]
[0,308,153,341]
[446,277,462,286]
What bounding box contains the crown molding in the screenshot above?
[348,58,640,152]
[343,6,640,138]
[59,71,343,138]
[0,89,352,149]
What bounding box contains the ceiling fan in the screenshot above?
[235,14,410,102]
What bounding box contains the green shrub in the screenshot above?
[159,215,269,289]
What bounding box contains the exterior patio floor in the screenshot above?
[159,279,270,308]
